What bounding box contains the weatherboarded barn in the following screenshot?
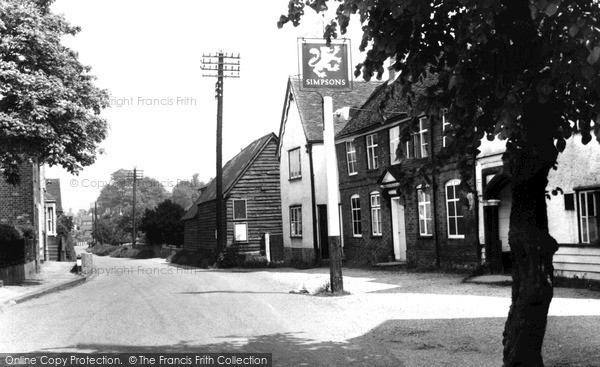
[182,133,283,258]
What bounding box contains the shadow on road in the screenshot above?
[41,316,600,367]
[178,291,291,295]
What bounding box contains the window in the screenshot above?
[351,195,363,237]
[417,185,433,236]
[234,223,248,242]
[366,133,379,169]
[232,199,247,220]
[370,192,382,236]
[404,118,429,159]
[579,190,599,244]
[46,204,56,235]
[346,141,357,175]
[442,109,451,148]
[389,126,401,164]
[288,148,301,179]
[290,206,302,237]
[418,117,429,158]
[445,179,465,238]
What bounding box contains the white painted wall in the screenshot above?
[279,98,314,251]
[548,136,600,244]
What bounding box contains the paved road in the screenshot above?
[1,255,599,366]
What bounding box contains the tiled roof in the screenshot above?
[289,78,382,142]
[181,133,277,221]
[45,178,62,213]
[337,75,438,138]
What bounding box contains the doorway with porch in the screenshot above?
[390,197,407,261]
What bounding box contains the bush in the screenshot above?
[109,246,139,258]
[216,247,243,268]
[0,224,23,243]
[241,255,270,268]
[169,249,209,268]
[135,249,155,259]
[61,233,77,261]
[90,243,120,256]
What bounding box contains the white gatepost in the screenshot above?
[265,233,271,262]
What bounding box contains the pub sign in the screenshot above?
[299,39,352,90]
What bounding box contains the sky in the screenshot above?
[47,0,371,213]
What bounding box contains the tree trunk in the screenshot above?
[502,116,559,366]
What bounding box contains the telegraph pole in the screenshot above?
[201,52,240,255]
[126,168,143,245]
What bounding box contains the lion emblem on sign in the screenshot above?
[308,46,342,78]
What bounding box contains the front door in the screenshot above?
[317,205,329,260]
[391,197,407,261]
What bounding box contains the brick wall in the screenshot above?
[337,116,479,268]
[0,162,36,230]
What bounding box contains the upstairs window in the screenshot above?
[288,148,301,179]
[405,117,429,159]
[366,133,379,170]
[232,199,247,220]
[389,126,401,164]
[346,141,357,175]
[442,109,451,148]
[418,117,429,158]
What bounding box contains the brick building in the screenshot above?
[335,79,479,268]
[0,161,45,283]
[182,133,284,259]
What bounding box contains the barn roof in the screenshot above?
[181,132,277,221]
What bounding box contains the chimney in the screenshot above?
[334,106,351,122]
[388,56,400,83]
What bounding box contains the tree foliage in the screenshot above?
[139,199,185,247]
[0,0,109,184]
[96,169,169,215]
[279,0,600,157]
[171,173,203,210]
[91,216,126,246]
[95,169,169,243]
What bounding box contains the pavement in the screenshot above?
[1,256,599,366]
[0,245,91,308]
[0,261,84,308]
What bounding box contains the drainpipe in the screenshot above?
[430,116,441,268]
[306,143,321,263]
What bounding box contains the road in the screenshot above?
[1,255,599,366]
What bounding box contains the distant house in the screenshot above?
[335,78,479,267]
[477,136,600,279]
[182,133,283,259]
[0,161,45,283]
[44,178,63,261]
[277,77,380,263]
